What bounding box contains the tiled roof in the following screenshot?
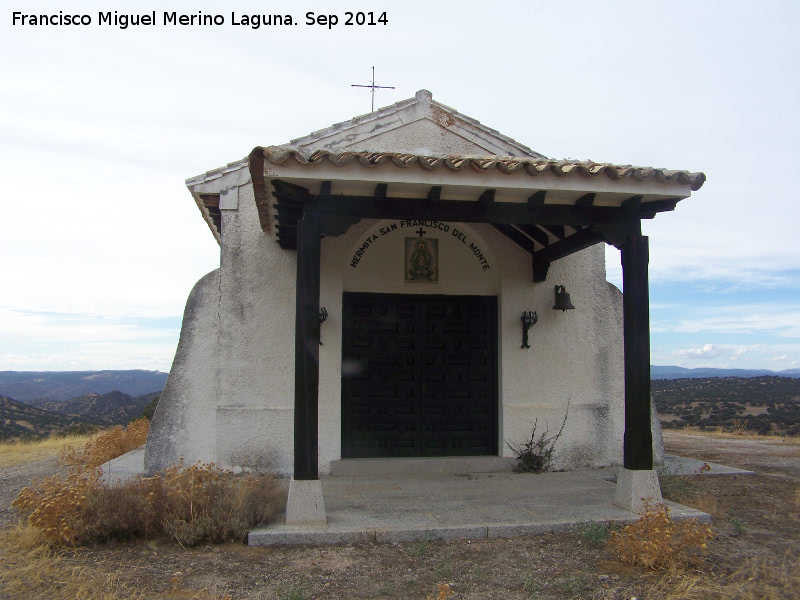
[287,90,543,159]
[257,146,706,191]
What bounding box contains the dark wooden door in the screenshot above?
[341,293,497,458]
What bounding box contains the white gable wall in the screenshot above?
[289,90,541,158]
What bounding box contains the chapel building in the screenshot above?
[144,91,704,514]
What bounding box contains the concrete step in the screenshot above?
[329,456,515,477]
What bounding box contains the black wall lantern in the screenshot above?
[553,285,575,312]
[318,307,328,345]
[521,310,538,349]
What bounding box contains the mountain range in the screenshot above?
[0,395,94,440]
[651,366,800,380]
[0,370,168,403]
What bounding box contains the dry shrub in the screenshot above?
[61,418,150,469]
[154,462,285,546]
[609,501,713,569]
[12,467,101,544]
[13,461,284,546]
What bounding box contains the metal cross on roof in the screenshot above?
[351,66,395,112]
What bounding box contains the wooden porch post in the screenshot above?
[621,232,653,470]
[294,213,322,480]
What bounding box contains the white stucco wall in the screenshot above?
[144,268,221,473]
[318,218,627,473]
[147,182,665,476]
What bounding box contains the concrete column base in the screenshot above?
[285,479,327,527]
[613,468,663,513]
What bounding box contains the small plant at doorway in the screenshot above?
[506,403,568,474]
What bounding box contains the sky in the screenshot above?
[1,1,798,372]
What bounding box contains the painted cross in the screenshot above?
[416,227,426,238]
[351,66,395,112]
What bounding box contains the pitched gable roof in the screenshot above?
[285,90,544,158]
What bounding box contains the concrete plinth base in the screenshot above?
[285,479,327,527]
[614,468,663,513]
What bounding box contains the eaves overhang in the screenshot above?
[185,158,250,245]
[249,145,704,234]
[247,145,705,283]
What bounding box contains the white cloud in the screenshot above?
[656,305,800,339]
[672,344,723,360]
[666,343,800,370]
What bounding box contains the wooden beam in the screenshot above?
[294,213,322,480]
[621,195,643,212]
[527,191,546,208]
[621,232,653,470]
[478,189,496,210]
[374,183,388,201]
[199,193,220,207]
[491,223,536,254]
[640,197,680,219]
[427,186,442,201]
[532,262,550,283]
[533,228,604,264]
[517,224,550,247]
[575,193,596,209]
[539,224,565,240]
[273,181,677,227]
[319,181,332,196]
[530,229,604,283]
[272,178,311,201]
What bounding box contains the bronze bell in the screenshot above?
[553,285,575,312]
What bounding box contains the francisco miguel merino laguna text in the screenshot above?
[11,11,389,29]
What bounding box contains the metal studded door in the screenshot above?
[341,292,497,458]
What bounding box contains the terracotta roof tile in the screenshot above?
[258,146,706,191]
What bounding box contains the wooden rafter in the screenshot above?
[199,193,222,236]
[427,186,442,201]
[539,224,565,240]
[491,224,537,255]
[517,224,550,248]
[269,179,676,282]
[478,189,495,210]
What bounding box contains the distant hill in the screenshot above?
[0,370,167,403]
[27,390,159,426]
[0,395,97,440]
[653,376,800,436]
[652,365,800,380]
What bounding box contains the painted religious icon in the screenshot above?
[405,237,438,283]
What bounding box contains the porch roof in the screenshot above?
[225,146,705,282]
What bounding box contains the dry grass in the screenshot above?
[0,523,232,600]
[688,494,721,519]
[609,502,713,569]
[643,553,800,599]
[671,427,800,445]
[0,522,144,599]
[0,433,96,467]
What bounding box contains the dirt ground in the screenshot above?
[2,432,798,599]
